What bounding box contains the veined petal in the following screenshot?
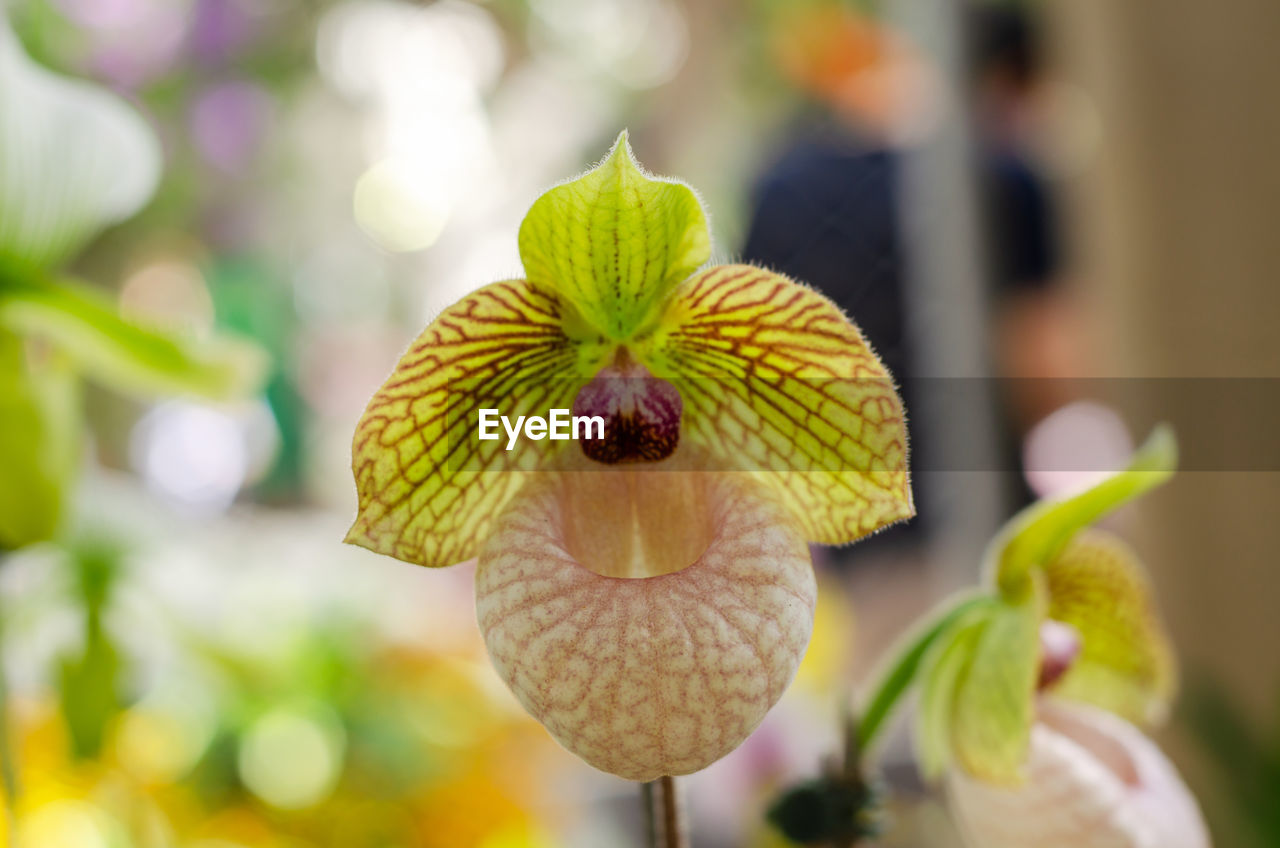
[0,19,160,268]
[517,131,711,341]
[637,264,913,544]
[1044,530,1177,727]
[345,280,609,567]
[476,469,815,781]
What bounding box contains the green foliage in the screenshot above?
[0,277,267,402]
[1186,684,1280,848]
[0,18,269,552]
[0,275,267,549]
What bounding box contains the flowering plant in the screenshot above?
[769,427,1212,848]
[919,427,1211,847]
[347,132,912,782]
[348,132,1210,847]
[0,15,264,550]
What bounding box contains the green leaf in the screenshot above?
[0,331,79,549]
[0,278,267,401]
[992,425,1177,596]
[857,593,993,754]
[950,591,1043,785]
[0,18,160,268]
[914,602,992,779]
[517,131,711,341]
[1044,530,1177,726]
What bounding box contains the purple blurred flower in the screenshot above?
[55,0,190,89]
[52,0,146,30]
[190,81,272,173]
[191,0,254,66]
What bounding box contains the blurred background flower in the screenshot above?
[0,0,1277,845]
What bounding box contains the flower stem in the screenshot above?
[0,672,16,846]
[855,594,993,755]
[643,776,686,848]
[0,557,19,845]
[641,781,655,847]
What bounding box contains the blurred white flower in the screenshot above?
[0,15,160,267]
[947,700,1211,848]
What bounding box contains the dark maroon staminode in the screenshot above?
[572,360,683,464]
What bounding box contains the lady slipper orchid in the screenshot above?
[891,427,1211,846]
[346,132,913,780]
[0,15,160,269]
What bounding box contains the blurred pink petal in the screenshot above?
[190,81,272,172]
[947,700,1211,848]
[192,0,254,65]
[1037,619,1082,691]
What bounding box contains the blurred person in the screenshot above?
[970,5,1090,441]
[742,2,1082,549]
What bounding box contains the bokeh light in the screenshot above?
[119,260,215,335]
[17,800,119,848]
[130,400,277,512]
[1023,400,1135,498]
[528,0,688,89]
[115,686,218,784]
[352,158,451,253]
[238,703,346,810]
[190,81,274,173]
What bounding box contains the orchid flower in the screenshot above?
[848,427,1210,847]
[0,16,159,269]
[346,132,913,780]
